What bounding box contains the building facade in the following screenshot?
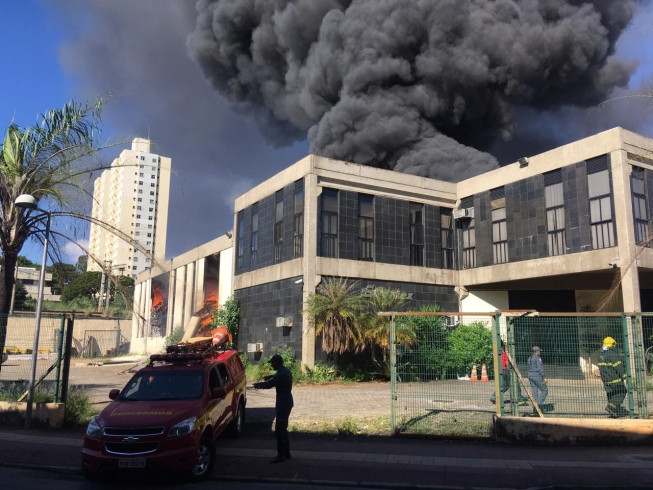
[132,127,653,366]
[232,127,653,368]
[88,138,171,278]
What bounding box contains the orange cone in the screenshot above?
[480,363,489,382]
[470,364,478,381]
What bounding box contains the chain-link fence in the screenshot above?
[389,311,651,438]
[0,314,70,402]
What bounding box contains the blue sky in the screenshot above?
[3,0,653,265]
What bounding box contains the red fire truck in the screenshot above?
[82,338,246,481]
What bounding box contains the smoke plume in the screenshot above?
[188,0,638,181]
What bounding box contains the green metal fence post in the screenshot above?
[492,311,504,416]
[629,314,647,418]
[52,314,66,403]
[621,313,636,418]
[390,313,397,433]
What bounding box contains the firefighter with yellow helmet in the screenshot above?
[597,336,628,418]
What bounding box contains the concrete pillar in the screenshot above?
[610,148,641,313]
[301,171,319,369]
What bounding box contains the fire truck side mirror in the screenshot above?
[109,389,120,400]
[212,387,227,400]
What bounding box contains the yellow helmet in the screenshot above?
[603,336,616,348]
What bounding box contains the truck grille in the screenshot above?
[105,441,159,455]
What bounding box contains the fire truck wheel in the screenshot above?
[227,401,244,437]
[189,434,216,481]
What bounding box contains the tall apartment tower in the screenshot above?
[87,138,171,277]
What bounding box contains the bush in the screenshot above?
[165,324,185,347]
[446,322,493,377]
[64,388,97,426]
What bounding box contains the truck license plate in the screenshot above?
[119,458,145,468]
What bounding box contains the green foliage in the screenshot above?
[48,262,79,295]
[446,322,493,376]
[304,277,366,357]
[61,271,102,303]
[397,305,450,380]
[12,280,28,310]
[210,296,240,347]
[165,324,185,347]
[64,388,97,426]
[302,363,336,383]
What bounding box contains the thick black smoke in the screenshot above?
[187,0,638,181]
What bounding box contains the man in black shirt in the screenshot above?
[254,354,294,463]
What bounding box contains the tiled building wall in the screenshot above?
[562,162,592,254]
[506,174,546,262]
[474,192,492,267]
[375,197,410,265]
[339,190,358,260]
[234,277,304,361]
[424,205,442,269]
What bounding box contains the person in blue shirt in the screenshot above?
[527,346,550,413]
[253,354,294,463]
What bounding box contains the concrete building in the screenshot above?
[232,127,653,368]
[14,267,59,303]
[87,138,171,278]
[130,234,233,354]
[132,127,653,366]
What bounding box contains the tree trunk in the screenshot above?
[0,252,18,372]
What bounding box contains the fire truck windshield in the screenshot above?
[121,371,204,401]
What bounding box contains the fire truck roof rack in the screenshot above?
[148,337,228,366]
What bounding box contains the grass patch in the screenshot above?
[289,416,392,436]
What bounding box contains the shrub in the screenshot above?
[446,322,493,377]
[64,388,97,426]
[165,324,185,347]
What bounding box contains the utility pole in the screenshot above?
[97,261,107,312]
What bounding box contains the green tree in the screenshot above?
[0,100,104,359]
[12,280,28,310]
[396,305,450,380]
[75,254,88,273]
[48,262,79,295]
[61,271,102,303]
[304,277,366,361]
[359,287,412,376]
[209,296,240,347]
[447,322,493,377]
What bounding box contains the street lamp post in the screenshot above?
[15,194,51,429]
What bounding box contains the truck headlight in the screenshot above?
[85,416,102,439]
[168,417,197,438]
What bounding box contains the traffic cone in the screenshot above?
[480,363,489,382]
[470,364,478,381]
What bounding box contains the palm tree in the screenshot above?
[0,99,104,358]
[304,277,366,361]
[359,287,413,375]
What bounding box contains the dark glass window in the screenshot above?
[320,188,338,257]
[631,167,649,245]
[274,191,283,263]
[491,188,508,264]
[358,194,374,261]
[588,168,615,249]
[441,210,454,269]
[545,175,566,256]
[236,212,244,271]
[250,203,259,268]
[410,202,424,266]
[462,217,476,269]
[293,181,304,258]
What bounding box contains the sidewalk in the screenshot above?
[1,426,652,489]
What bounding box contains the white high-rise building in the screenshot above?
[87,138,171,278]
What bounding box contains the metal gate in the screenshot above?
[389,311,650,438]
